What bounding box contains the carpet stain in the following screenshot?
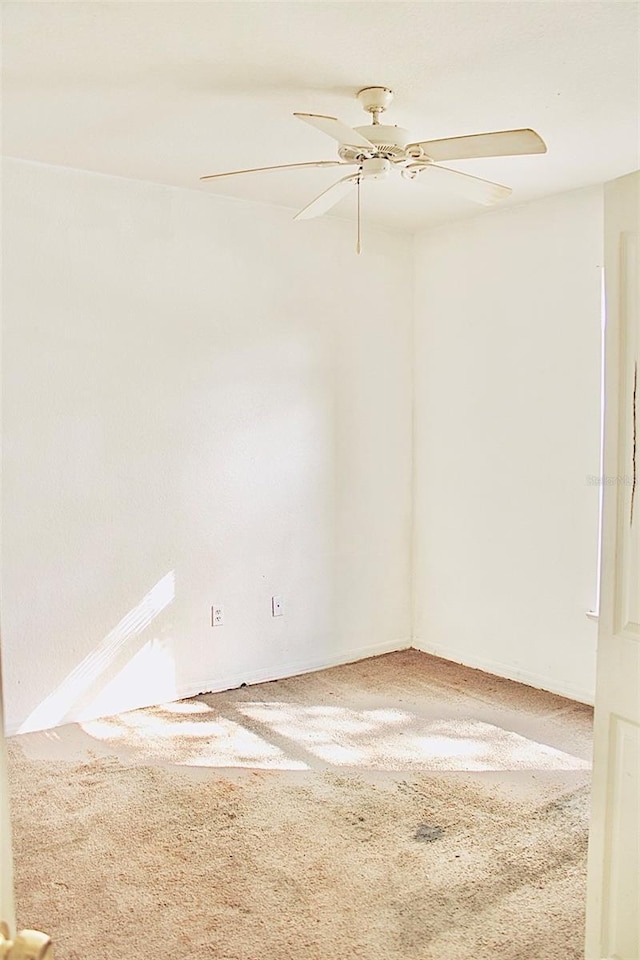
[414,823,444,842]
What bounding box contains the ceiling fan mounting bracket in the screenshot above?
[356,86,394,123]
[402,162,428,181]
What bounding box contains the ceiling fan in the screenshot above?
[200,86,547,252]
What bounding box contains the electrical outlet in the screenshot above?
[271,596,284,617]
[211,605,224,626]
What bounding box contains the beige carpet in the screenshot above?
[7,650,593,960]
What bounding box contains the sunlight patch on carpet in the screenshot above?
[236,704,591,771]
[81,699,590,772]
[81,708,308,770]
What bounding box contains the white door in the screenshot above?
[585,170,640,960]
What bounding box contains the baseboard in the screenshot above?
[412,639,595,706]
[180,636,412,702]
[4,637,411,736]
[5,635,594,736]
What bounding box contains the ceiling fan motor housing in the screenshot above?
[355,124,410,157]
[343,87,411,161]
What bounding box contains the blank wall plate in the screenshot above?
[272,596,284,617]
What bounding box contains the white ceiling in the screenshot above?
[2,1,639,232]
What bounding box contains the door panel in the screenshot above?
[585,171,640,960]
[614,231,639,640]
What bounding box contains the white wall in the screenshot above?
[1,159,413,735]
[413,187,603,704]
[2,160,605,732]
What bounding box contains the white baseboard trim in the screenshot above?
[180,637,412,702]
[6,636,595,735]
[412,638,595,706]
[5,637,411,736]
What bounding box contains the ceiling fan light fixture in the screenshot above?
[361,157,391,180]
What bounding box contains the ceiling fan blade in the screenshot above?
[294,173,360,221]
[200,160,349,181]
[421,164,512,205]
[408,128,547,162]
[294,113,375,149]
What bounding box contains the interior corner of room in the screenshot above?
[1,161,603,737]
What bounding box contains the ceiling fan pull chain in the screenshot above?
[356,175,362,255]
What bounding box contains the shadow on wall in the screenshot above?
[17,571,176,734]
[80,698,592,774]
